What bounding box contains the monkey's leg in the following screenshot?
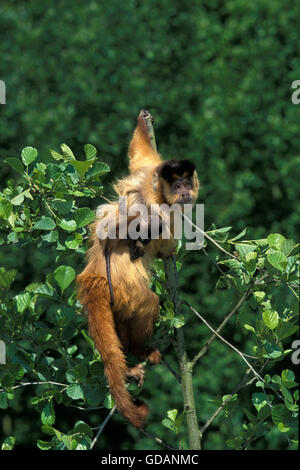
[129,304,161,366]
[115,320,130,351]
[115,319,146,387]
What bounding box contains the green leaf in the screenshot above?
[10,191,25,206]
[281,369,295,383]
[58,219,77,232]
[0,197,12,219]
[42,230,58,243]
[173,315,185,328]
[51,199,73,215]
[167,409,178,422]
[228,227,247,242]
[281,386,293,404]
[50,149,65,161]
[0,267,17,288]
[4,158,24,175]
[1,374,15,388]
[162,418,177,433]
[235,243,256,259]
[73,207,95,228]
[54,265,76,292]
[263,341,282,359]
[207,226,232,234]
[41,425,55,436]
[41,402,55,426]
[15,292,31,313]
[252,393,268,412]
[65,233,82,250]
[73,421,93,438]
[257,404,271,422]
[84,144,97,161]
[262,309,279,330]
[104,393,115,409]
[244,251,257,274]
[253,291,265,303]
[219,258,242,273]
[267,251,287,272]
[61,434,73,450]
[21,147,38,166]
[5,364,24,381]
[66,384,84,400]
[33,217,56,231]
[1,436,16,450]
[37,440,52,450]
[86,162,110,179]
[280,239,296,256]
[70,160,94,176]
[61,143,75,161]
[0,392,8,409]
[271,404,290,430]
[267,233,286,250]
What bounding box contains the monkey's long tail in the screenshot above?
[77,274,149,428]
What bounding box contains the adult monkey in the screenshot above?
[77,110,199,428]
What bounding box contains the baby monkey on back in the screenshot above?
[77,110,199,428]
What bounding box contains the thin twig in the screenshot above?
[0,381,68,393]
[161,357,181,384]
[182,213,238,260]
[200,361,268,435]
[190,288,251,367]
[184,301,264,382]
[90,405,117,449]
[141,429,177,450]
[200,368,252,434]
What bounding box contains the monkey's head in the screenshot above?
[154,159,199,206]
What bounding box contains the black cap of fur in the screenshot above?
[158,160,196,183]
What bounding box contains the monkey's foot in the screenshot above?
[126,364,145,387]
[146,348,161,365]
[139,109,154,124]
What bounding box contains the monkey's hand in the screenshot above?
[126,364,145,387]
[129,238,152,261]
[130,239,145,260]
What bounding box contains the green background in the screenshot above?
[0,0,299,450]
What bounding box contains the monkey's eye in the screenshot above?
[183,181,192,189]
[173,182,181,191]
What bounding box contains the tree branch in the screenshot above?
[141,429,177,450]
[90,405,117,449]
[184,301,264,382]
[190,288,251,367]
[164,257,202,450]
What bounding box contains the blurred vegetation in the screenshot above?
[0,0,299,450]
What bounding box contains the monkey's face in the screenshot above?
[157,160,199,206]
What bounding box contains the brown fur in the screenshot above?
[77,110,199,428]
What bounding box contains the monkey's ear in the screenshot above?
[158,160,196,182]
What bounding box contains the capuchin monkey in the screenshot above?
[77,110,199,428]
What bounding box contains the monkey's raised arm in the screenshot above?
[128,110,162,174]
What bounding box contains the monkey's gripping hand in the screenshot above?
[130,238,151,261]
[129,215,164,261]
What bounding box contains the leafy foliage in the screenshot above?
[0,144,299,450]
[0,0,299,450]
